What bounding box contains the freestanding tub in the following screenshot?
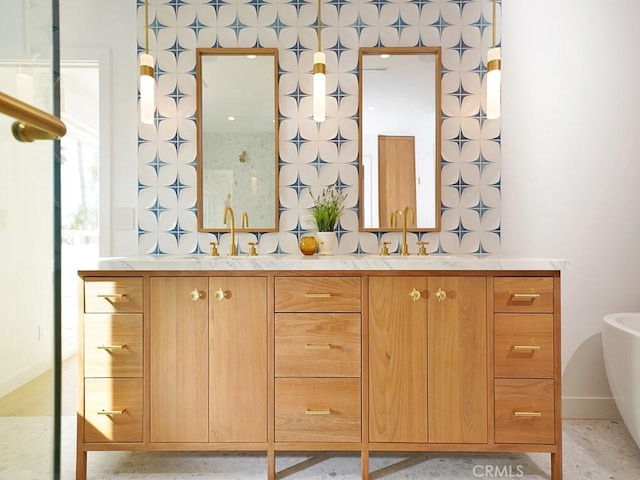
[602,313,640,449]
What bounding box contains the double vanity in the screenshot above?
[76,254,564,479]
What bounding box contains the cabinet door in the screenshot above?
[209,276,267,442]
[428,276,487,443]
[369,276,428,442]
[150,277,209,443]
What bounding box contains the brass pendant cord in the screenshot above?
[492,0,496,48]
[145,0,150,55]
[317,0,322,52]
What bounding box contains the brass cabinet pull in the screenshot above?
[97,293,126,299]
[214,288,230,301]
[305,293,332,298]
[190,288,206,301]
[514,411,542,417]
[511,293,541,300]
[97,345,126,350]
[513,345,541,352]
[97,409,126,415]
[305,344,332,350]
[409,288,421,302]
[305,409,332,415]
[435,288,447,302]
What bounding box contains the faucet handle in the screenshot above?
[380,241,390,256]
[209,241,220,257]
[417,241,429,256]
[247,241,258,256]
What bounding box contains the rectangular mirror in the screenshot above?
[196,48,279,232]
[358,46,441,232]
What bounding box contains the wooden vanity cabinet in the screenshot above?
[149,276,208,442]
[369,276,428,442]
[80,277,144,444]
[493,277,559,449]
[77,276,144,477]
[427,276,488,443]
[274,276,362,444]
[149,276,267,444]
[369,276,487,444]
[78,269,561,480]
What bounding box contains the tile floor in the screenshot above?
[65,418,640,479]
[4,416,639,479]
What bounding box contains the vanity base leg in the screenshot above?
[361,449,369,480]
[75,450,86,480]
[551,451,562,480]
[267,449,275,480]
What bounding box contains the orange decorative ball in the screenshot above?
[299,236,318,255]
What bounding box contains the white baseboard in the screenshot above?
[563,396,621,419]
[0,360,51,399]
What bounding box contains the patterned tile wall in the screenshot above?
[137,0,501,255]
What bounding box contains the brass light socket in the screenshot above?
[140,64,154,77]
[487,59,501,71]
[313,62,326,75]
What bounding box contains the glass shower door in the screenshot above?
[0,1,63,478]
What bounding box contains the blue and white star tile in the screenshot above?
[138,0,500,256]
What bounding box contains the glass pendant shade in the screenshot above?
[486,47,501,120]
[139,53,155,124]
[313,51,326,122]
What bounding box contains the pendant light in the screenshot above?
[312,0,326,122]
[139,0,155,124]
[486,0,501,119]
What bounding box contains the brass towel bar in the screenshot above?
[0,91,66,142]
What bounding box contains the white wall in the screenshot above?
[60,0,138,257]
[0,132,53,397]
[502,0,640,418]
[0,1,55,397]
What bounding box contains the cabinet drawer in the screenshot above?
[84,378,143,443]
[275,277,361,312]
[275,378,361,442]
[275,313,360,377]
[84,314,143,378]
[495,379,555,444]
[494,277,553,313]
[84,277,143,313]
[494,314,553,378]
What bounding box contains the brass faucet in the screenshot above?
[240,211,250,254]
[223,206,238,256]
[390,206,415,255]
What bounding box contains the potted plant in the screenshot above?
[309,184,346,255]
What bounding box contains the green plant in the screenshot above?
[309,184,347,232]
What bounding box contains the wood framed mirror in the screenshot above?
[358,46,441,232]
[196,48,279,232]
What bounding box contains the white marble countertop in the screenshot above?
[78,254,568,272]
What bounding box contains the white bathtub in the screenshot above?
[602,313,640,448]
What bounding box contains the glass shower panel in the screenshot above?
[0,1,60,478]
